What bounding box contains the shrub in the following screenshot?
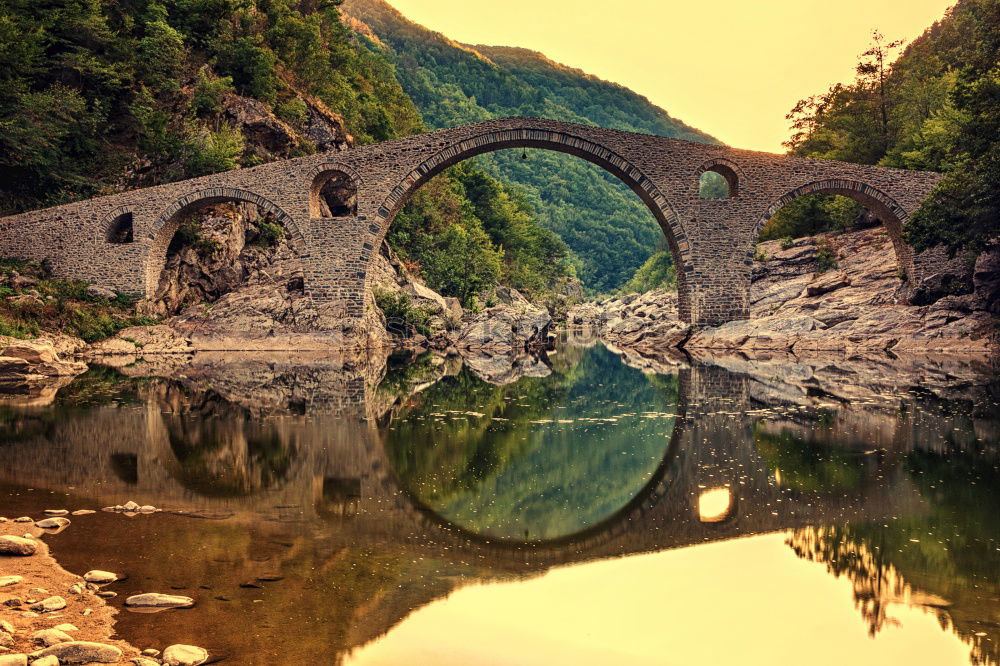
[375,290,433,338]
[780,236,794,250]
[192,69,236,116]
[816,239,838,272]
[754,246,768,262]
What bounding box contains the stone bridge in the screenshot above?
[0,117,942,325]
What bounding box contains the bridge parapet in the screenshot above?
[0,117,942,326]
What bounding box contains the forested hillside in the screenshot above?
[0,0,580,314]
[341,0,719,292]
[779,0,999,256]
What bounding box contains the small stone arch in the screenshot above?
[308,164,361,218]
[369,127,695,322]
[697,157,743,198]
[145,187,306,297]
[751,179,914,278]
[99,206,135,244]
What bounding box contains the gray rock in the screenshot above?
[31,628,74,647]
[28,597,66,613]
[83,571,118,585]
[31,641,123,664]
[0,536,36,556]
[163,644,209,666]
[85,285,117,300]
[34,517,70,529]
[124,593,194,609]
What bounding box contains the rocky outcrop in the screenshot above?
[569,229,998,354]
[568,289,689,353]
[0,341,87,385]
[450,287,551,353]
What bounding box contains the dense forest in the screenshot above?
[341,0,718,292]
[0,0,599,313]
[774,0,999,255]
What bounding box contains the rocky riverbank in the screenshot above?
[0,509,215,666]
[570,227,999,355]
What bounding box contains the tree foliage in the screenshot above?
[781,0,1000,255]
[342,0,719,292]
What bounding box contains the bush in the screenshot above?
[192,69,236,116]
[249,218,285,249]
[780,236,794,250]
[816,239,838,272]
[375,290,433,338]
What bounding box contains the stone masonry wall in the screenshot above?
[0,117,942,326]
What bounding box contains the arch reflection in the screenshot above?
[382,344,682,543]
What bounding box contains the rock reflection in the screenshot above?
[0,345,996,665]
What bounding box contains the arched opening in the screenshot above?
[697,159,741,199]
[697,487,735,523]
[106,212,134,244]
[749,180,913,319]
[369,129,692,323]
[311,169,357,218]
[145,189,305,316]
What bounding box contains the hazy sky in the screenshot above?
[387,0,957,153]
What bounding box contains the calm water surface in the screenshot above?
[0,340,998,665]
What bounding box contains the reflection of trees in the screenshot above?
[755,424,865,494]
[788,446,1000,666]
[384,344,680,540]
[166,390,295,497]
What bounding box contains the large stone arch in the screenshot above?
[369,127,695,322]
[751,179,915,279]
[144,187,307,297]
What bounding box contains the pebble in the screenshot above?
[31,628,73,647]
[28,597,66,614]
[139,505,157,513]
[42,510,68,516]
[82,609,92,617]
[34,517,70,529]
[124,593,194,609]
[31,641,123,664]
[132,658,160,666]
[0,537,36,556]
[163,644,209,666]
[67,583,84,595]
[96,592,116,599]
[70,510,95,516]
[0,577,23,588]
[0,655,27,666]
[142,648,161,657]
[83,571,118,585]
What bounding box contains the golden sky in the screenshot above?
[386,0,957,153]
[345,533,971,665]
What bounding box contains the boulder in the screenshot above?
[30,641,122,664]
[805,272,851,297]
[85,285,117,300]
[32,628,74,646]
[83,571,118,585]
[0,655,27,666]
[0,342,87,379]
[124,593,195,609]
[0,536,36,556]
[34,517,70,529]
[162,644,209,666]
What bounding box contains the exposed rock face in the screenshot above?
[0,342,87,386]
[568,289,689,353]
[451,287,551,353]
[221,92,350,161]
[569,229,998,354]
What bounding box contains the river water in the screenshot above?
[0,337,998,665]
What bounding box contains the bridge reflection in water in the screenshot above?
[0,343,997,665]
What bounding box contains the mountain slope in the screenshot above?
[341,0,719,292]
